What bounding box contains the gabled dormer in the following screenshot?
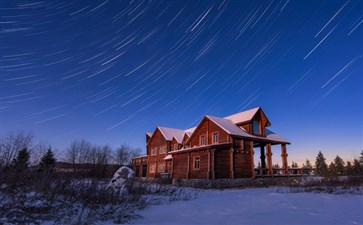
[224,107,271,137]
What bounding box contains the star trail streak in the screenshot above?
[0,0,362,164]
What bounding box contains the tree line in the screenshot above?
[299,150,363,176]
[0,131,141,176]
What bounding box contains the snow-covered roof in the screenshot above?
[158,126,185,143]
[264,128,290,144]
[146,132,153,137]
[206,115,256,138]
[163,154,172,160]
[224,107,260,124]
[185,127,196,136]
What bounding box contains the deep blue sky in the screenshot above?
[1,0,362,164]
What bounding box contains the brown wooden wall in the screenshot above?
[188,150,209,179]
[233,139,253,178]
[214,149,231,179]
[188,118,230,147]
[173,153,188,179]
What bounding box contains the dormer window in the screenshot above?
[200,135,206,145]
[160,146,166,154]
[151,147,157,155]
[174,143,179,150]
[212,132,218,143]
[252,120,261,135]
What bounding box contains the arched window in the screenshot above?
[252,120,261,135]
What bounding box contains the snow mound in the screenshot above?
[108,166,135,193]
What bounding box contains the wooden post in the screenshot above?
[281,144,288,175]
[230,147,234,179]
[186,152,190,179]
[266,143,273,176]
[211,149,215,179]
[260,144,266,174]
[249,141,255,178]
[207,149,211,179]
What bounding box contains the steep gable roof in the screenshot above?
[224,107,260,124]
[158,126,185,143]
[206,115,256,138]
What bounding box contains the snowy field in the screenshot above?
[130,188,363,225]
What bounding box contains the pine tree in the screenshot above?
[346,161,354,176]
[315,151,328,176]
[39,148,56,171]
[302,159,313,175]
[12,148,30,171]
[328,162,335,175]
[353,158,362,175]
[333,155,345,175]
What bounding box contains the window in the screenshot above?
[200,135,206,145]
[151,147,157,155]
[158,163,165,172]
[212,132,218,143]
[193,156,200,170]
[252,120,261,135]
[174,143,179,150]
[149,164,156,173]
[160,146,166,154]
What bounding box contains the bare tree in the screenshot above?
[114,144,141,166]
[0,131,34,167]
[65,139,92,171]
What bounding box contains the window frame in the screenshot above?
[149,164,156,173]
[252,120,261,135]
[200,135,206,146]
[193,156,200,170]
[158,163,165,173]
[173,143,179,150]
[159,145,166,154]
[151,147,157,155]
[212,132,219,144]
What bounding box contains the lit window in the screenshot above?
[252,120,261,135]
[200,135,206,145]
[158,163,165,172]
[193,156,200,170]
[212,132,218,143]
[151,147,157,155]
[149,164,156,173]
[160,146,166,154]
[174,143,179,150]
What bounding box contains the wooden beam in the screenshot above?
[249,140,255,178]
[207,149,211,179]
[211,149,215,179]
[230,147,234,179]
[186,152,190,179]
[266,143,273,176]
[281,144,288,175]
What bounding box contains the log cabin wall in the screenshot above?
[173,153,188,179]
[233,138,253,178]
[214,147,231,178]
[147,129,168,178]
[188,149,209,179]
[188,118,230,147]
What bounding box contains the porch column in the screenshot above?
[186,152,190,179]
[266,143,273,176]
[281,144,288,175]
[229,147,234,179]
[260,145,266,174]
[249,141,255,178]
[211,149,215,179]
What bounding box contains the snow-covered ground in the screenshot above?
[130,188,363,225]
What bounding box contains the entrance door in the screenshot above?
[142,165,147,177]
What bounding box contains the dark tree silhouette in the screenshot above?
[39,148,56,171]
[315,151,328,176]
[12,148,30,171]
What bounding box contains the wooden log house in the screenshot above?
[132,107,290,179]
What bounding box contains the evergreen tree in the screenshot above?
[12,148,30,171]
[333,155,345,175]
[346,161,354,176]
[315,151,328,176]
[302,159,313,175]
[353,158,362,175]
[328,162,335,175]
[360,150,363,163]
[39,148,56,171]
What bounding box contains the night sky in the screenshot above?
[1,0,362,164]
